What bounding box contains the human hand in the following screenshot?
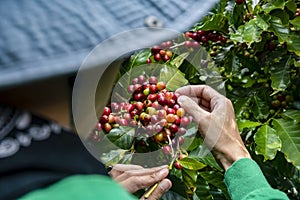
[109,164,172,200]
[176,85,251,170]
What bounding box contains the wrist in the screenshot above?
[216,145,251,171]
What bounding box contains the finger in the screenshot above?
[114,165,168,183]
[120,167,169,193]
[140,179,172,200]
[176,85,223,104]
[109,164,144,178]
[177,95,210,134]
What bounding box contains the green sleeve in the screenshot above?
[225,158,289,200]
[18,175,137,200]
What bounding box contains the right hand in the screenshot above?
[109,164,172,200]
[176,85,251,170]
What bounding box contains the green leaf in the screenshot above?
[101,149,130,166]
[290,17,300,30]
[286,0,297,13]
[254,14,270,31]
[199,171,230,199]
[170,52,190,68]
[270,55,291,91]
[231,3,246,28]
[129,49,152,68]
[231,20,262,45]
[182,169,198,198]
[251,95,270,120]
[194,177,213,200]
[262,0,285,13]
[270,9,289,25]
[237,119,262,131]
[269,16,290,43]
[106,126,135,149]
[254,125,281,161]
[287,32,300,56]
[273,118,300,170]
[196,14,229,34]
[282,110,300,123]
[159,66,188,91]
[178,157,206,171]
[194,154,223,171]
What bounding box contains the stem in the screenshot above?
[144,183,159,199]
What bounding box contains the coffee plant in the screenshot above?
[87,0,300,199]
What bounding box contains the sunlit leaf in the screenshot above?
[290,17,300,30]
[273,118,300,170]
[287,32,300,56]
[254,125,281,160]
[270,55,291,91]
[182,169,198,198]
[237,119,262,131]
[269,16,290,43]
[101,149,130,166]
[178,157,206,171]
[171,52,190,69]
[196,14,229,34]
[262,0,285,13]
[282,110,300,123]
[106,126,135,149]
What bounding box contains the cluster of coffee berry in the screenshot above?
[94,74,192,156]
[270,92,294,113]
[185,30,227,47]
[147,41,174,63]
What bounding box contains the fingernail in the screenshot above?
[158,168,169,177]
[159,180,171,191]
[177,95,188,105]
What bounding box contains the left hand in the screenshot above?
[109,164,172,199]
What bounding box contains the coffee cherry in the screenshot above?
[157,82,166,91]
[178,136,184,145]
[159,50,166,56]
[103,107,111,116]
[168,99,176,107]
[100,115,109,124]
[162,145,172,155]
[154,53,161,61]
[180,116,191,126]
[157,110,166,119]
[149,85,158,93]
[132,78,139,85]
[166,114,176,123]
[154,132,164,142]
[127,85,135,93]
[174,161,182,170]
[138,75,146,84]
[157,96,168,106]
[135,101,145,111]
[176,108,185,117]
[178,154,187,160]
[235,0,244,5]
[146,58,152,64]
[143,88,150,96]
[166,51,173,58]
[103,123,112,132]
[149,76,158,84]
[95,122,102,131]
[108,114,115,123]
[151,46,161,54]
[162,54,170,62]
[177,127,186,136]
[277,94,285,102]
[166,108,176,115]
[169,124,179,133]
[271,100,281,108]
[134,93,146,101]
[148,93,158,101]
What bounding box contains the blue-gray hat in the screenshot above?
[0,0,218,89]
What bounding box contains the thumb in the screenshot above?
[177,95,208,126]
[140,179,172,200]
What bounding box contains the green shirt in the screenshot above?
[225,158,289,200]
[19,158,289,200]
